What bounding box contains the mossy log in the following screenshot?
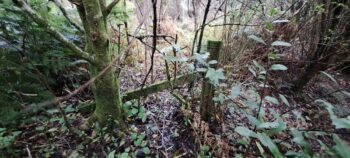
[123,73,198,101]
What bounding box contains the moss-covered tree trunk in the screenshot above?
[13,0,125,129]
[78,0,125,128]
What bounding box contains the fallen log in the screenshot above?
[123,73,198,101]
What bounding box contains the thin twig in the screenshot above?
[26,145,33,158]
[141,0,158,89]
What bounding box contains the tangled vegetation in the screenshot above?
[0,0,349,157]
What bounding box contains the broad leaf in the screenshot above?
[292,130,312,156]
[235,126,257,138]
[107,150,116,158]
[279,94,290,106]
[257,122,280,129]
[256,133,283,158]
[332,134,350,158]
[265,96,280,104]
[142,147,151,154]
[248,35,266,45]
[230,85,241,99]
[270,64,288,71]
[316,100,350,129]
[208,60,218,65]
[271,41,292,47]
[205,68,225,85]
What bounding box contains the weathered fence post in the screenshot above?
[200,40,222,121]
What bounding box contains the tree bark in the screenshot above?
[79,0,125,128]
[293,0,350,92]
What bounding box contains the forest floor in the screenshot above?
[4,48,350,158]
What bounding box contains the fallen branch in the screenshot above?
[208,23,259,27]
[124,73,198,101]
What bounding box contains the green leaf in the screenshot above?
[142,147,151,154]
[35,126,45,131]
[140,107,146,113]
[256,133,283,158]
[68,150,82,158]
[235,126,257,138]
[134,139,142,146]
[64,105,76,113]
[131,133,137,140]
[278,94,290,106]
[256,141,265,155]
[257,122,280,129]
[246,114,261,126]
[266,111,286,135]
[265,22,273,30]
[138,112,147,122]
[138,133,146,140]
[208,60,218,65]
[248,66,257,77]
[316,100,350,129]
[342,91,350,97]
[244,100,259,109]
[131,108,138,115]
[230,85,241,99]
[253,60,265,71]
[270,64,288,71]
[271,41,292,47]
[197,68,207,72]
[213,93,226,104]
[320,71,338,86]
[248,35,266,45]
[265,96,280,104]
[268,52,279,60]
[0,128,5,133]
[117,153,130,158]
[205,68,225,85]
[332,134,350,158]
[269,8,279,16]
[331,117,350,129]
[193,52,209,61]
[107,150,116,158]
[291,130,312,156]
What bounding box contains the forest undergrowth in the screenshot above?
[1,0,350,158]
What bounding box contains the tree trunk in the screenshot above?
[293,0,350,92]
[80,0,125,128]
[13,0,125,129]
